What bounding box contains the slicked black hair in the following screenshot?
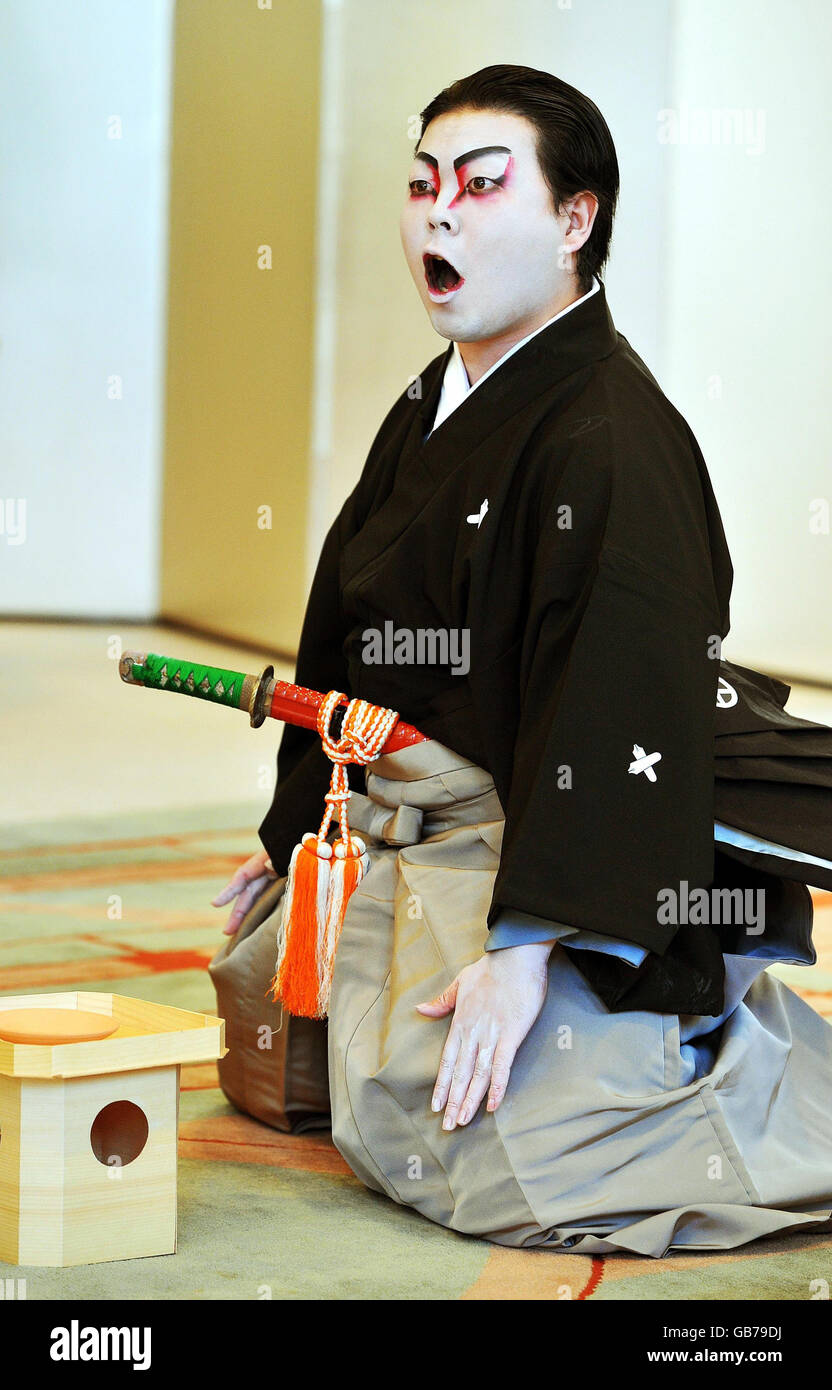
[419,64,619,294]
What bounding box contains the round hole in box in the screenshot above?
[90,1100,148,1168]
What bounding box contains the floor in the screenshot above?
[0,620,296,828]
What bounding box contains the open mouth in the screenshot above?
[423,252,464,297]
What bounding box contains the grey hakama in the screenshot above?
[323,736,832,1257]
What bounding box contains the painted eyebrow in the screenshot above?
[453,145,511,170]
[411,145,511,171]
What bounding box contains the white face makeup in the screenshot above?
[399,107,584,349]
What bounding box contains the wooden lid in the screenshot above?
[0,1008,119,1045]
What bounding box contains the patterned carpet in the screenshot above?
[2,800,831,1300]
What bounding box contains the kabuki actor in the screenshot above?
[211,66,832,1256]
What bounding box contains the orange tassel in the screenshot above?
[266,834,333,1018]
[266,691,398,1019]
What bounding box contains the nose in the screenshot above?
[427,201,459,235]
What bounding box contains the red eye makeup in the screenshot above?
[450,146,513,206]
[409,151,439,199]
[408,145,513,203]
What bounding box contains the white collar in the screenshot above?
[429,276,601,437]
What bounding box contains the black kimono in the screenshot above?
[258,281,828,1016]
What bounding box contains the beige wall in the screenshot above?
[161,0,321,654]
[0,0,173,620]
[663,0,832,682]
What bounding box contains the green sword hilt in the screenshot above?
[118,650,274,727]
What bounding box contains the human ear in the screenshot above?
[559,190,599,255]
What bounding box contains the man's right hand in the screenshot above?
[211,848,279,936]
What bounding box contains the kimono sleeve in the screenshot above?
[486,538,723,956]
[484,907,648,965]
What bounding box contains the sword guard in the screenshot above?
[249,664,275,728]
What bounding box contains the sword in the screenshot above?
[117,650,429,753]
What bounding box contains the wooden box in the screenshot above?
[0,992,226,1267]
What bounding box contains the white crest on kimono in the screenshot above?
[629,744,662,781]
[716,677,738,708]
[466,498,489,528]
